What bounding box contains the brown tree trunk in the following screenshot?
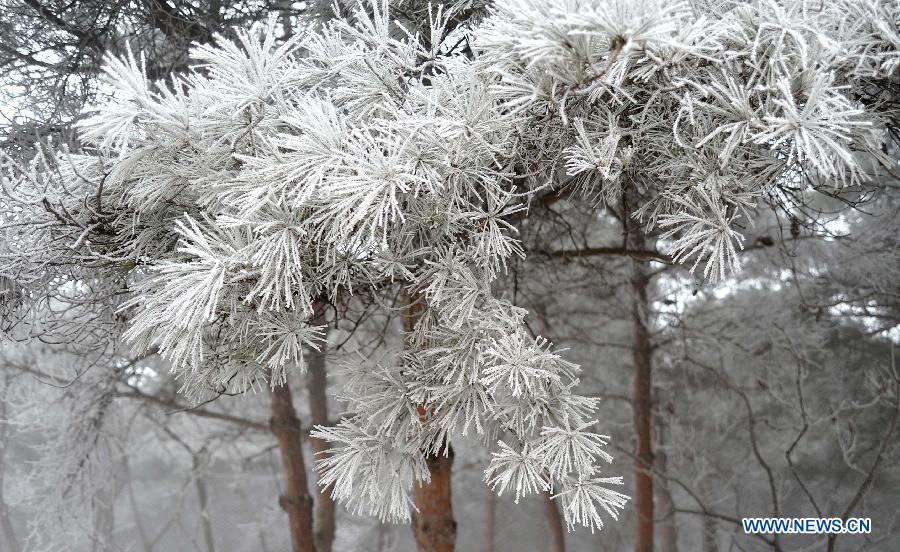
[412,446,456,552]
[654,409,677,552]
[542,490,566,552]
[268,372,316,552]
[625,195,654,552]
[404,294,457,552]
[307,302,336,552]
[484,484,496,552]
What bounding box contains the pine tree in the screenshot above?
[2,0,897,550]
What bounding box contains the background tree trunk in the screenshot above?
[193,453,216,552]
[307,302,336,552]
[484,484,495,552]
[0,377,21,552]
[122,457,152,552]
[376,521,395,552]
[269,374,316,552]
[700,478,717,552]
[528,312,566,552]
[626,194,655,552]
[90,474,115,552]
[404,295,457,552]
[542,490,565,552]
[653,409,677,552]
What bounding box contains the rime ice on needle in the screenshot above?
[3,0,896,535]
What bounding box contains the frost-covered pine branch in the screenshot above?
[2,0,897,538]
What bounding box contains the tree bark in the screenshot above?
[484,485,495,552]
[412,446,456,552]
[0,377,21,552]
[700,478,717,552]
[376,521,393,552]
[123,457,152,552]
[193,453,216,552]
[528,304,566,552]
[653,411,677,552]
[404,294,457,552]
[625,195,655,552]
[542,490,566,552]
[279,0,294,38]
[90,475,115,552]
[702,513,717,552]
[307,302,336,552]
[269,373,317,552]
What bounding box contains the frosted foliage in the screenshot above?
[1,0,896,536]
[479,0,895,281]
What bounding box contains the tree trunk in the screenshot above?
[307,303,336,552]
[528,304,566,552]
[279,0,294,38]
[484,485,495,552]
[376,521,393,552]
[653,409,677,552]
[404,294,457,552]
[702,514,717,552]
[0,378,21,552]
[626,196,655,552]
[700,478,717,552]
[0,496,18,552]
[269,373,316,552]
[542,490,566,552]
[412,446,456,552]
[91,477,115,552]
[193,454,216,552]
[123,457,152,552]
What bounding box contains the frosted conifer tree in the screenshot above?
[1,0,897,549]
